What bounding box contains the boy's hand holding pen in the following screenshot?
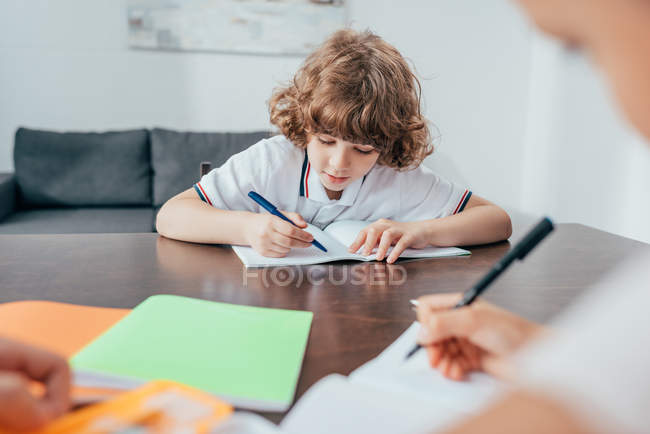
[245,191,327,258]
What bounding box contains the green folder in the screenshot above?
[71,294,313,411]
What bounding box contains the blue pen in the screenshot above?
[248,191,327,252]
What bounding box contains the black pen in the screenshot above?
[404,216,555,360]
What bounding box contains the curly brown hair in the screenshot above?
[269,29,433,170]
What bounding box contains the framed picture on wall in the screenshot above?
[127,0,347,56]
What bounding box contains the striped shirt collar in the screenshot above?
[299,151,365,206]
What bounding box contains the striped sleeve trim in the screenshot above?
[453,190,472,214]
[193,182,213,206]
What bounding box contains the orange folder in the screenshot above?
[0,300,131,403]
[0,300,130,357]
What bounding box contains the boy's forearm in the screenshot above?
[422,206,512,247]
[156,199,253,245]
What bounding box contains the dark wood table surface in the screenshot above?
[1,222,648,422]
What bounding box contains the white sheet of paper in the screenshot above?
[211,413,282,434]
[321,220,472,258]
[281,323,503,434]
[232,223,364,267]
[282,374,462,434]
[351,323,501,412]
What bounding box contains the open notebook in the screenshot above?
[215,323,503,434]
[233,220,470,268]
[280,323,502,433]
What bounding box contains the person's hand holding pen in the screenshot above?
[245,191,327,258]
[243,210,315,258]
[415,293,545,381]
[407,217,554,380]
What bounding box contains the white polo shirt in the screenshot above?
[194,135,471,229]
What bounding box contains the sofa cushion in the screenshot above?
[151,128,268,207]
[0,207,155,234]
[0,173,16,222]
[14,128,151,207]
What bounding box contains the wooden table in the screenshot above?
[1,223,648,422]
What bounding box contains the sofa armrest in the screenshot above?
[0,173,17,222]
[200,161,212,178]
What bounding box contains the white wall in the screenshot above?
[0,0,303,168]
[348,0,532,210]
[521,35,650,242]
[1,0,648,242]
[0,0,532,211]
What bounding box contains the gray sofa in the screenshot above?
[0,127,268,234]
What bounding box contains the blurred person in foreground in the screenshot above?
[417,0,650,433]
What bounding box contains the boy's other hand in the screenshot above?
[245,211,314,257]
[348,219,429,263]
[415,293,544,381]
[0,338,71,431]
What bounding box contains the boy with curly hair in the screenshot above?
[157,29,511,263]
